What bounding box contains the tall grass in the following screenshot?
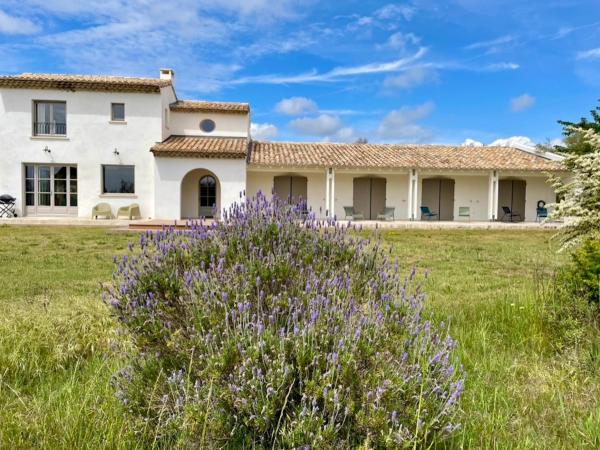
[0,226,599,448]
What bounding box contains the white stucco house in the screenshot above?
[0,70,566,222]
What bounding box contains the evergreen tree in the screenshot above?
[556,101,600,155]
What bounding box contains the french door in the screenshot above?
[24,164,78,216]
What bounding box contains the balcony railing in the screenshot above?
[34,122,67,136]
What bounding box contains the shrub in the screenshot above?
[105,193,464,448]
[561,238,600,305]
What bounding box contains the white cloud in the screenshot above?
[464,35,514,51]
[332,127,360,143]
[382,31,420,50]
[382,67,436,90]
[251,122,278,141]
[289,114,342,137]
[0,0,307,92]
[377,101,434,141]
[489,136,536,149]
[374,3,416,21]
[576,48,600,60]
[275,97,318,116]
[461,139,484,147]
[510,93,535,112]
[0,10,40,34]
[483,62,519,71]
[232,47,427,85]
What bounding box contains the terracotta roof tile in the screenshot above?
[0,73,171,93]
[249,142,564,172]
[151,135,248,159]
[170,100,249,114]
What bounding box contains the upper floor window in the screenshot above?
[34,101,66,136]
[111,103,125,122]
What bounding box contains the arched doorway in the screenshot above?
[421,178,455,221]
[181,169,220,219]
[498,179,526,222]
[353,177,386,220]
[273,175,308,205]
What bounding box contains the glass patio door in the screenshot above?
[25,164,78,216]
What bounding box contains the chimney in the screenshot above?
[159,68,175,85]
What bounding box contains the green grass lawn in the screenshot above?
[0,225,599,449]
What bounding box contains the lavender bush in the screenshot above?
[105,193,464,448]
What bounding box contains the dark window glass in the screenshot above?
[38,193,51,206]
[102,165,134,194]
[54,166,67,179]
[199,175,216,207]
[25,165,35,178]
[111,103,125,121]
[39,166,51,179]
[200,119,216,133]
[54,193,67,206]
[26,193,35,206]
[70,194,78,207]
[70,167,77,179]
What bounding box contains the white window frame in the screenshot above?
[33,100,67,136]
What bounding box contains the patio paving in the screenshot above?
[0,216,563,230]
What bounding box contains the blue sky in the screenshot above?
[1,0,600,145]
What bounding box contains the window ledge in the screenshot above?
[109,120,127,125]
[100,193,137,198]
[30,136,69,141]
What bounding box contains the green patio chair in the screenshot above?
[117,203,141,220]
[458,206,470,221]
[92,202,113,219]
[376,207,395,221]
[420,206,438,220]
[343,206,364,220]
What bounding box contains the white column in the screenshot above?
[488,170,499,221]
[325,168,330,217]
[407,169,414,220]
[408,169,419,220]
[407,169,420,220]
[330,169,335,219]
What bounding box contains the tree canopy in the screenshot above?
[555,101,600,155]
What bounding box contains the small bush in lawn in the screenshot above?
[105,193,464,448]
[561,238,600,305]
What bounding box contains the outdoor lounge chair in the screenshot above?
[0,194,16,218]
[343,206,364,220]
[536,207,548,222]
[420,206,438,220]
[92,202,113,219]
[376,207,395,221]
[458,206,470,221]
[536,200,548,222]
[500,206,521,222]
[117,203,141,220]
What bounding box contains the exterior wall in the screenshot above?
[523,176,556,221]
[160,86,177,141]
[154,157,246,219]
[334,172,409,220]
[0,87,162,218]
[246,170,327,216]
[453,175,489,221]
[169,111,249,138]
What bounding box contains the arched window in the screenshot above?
[199,175,216,208]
